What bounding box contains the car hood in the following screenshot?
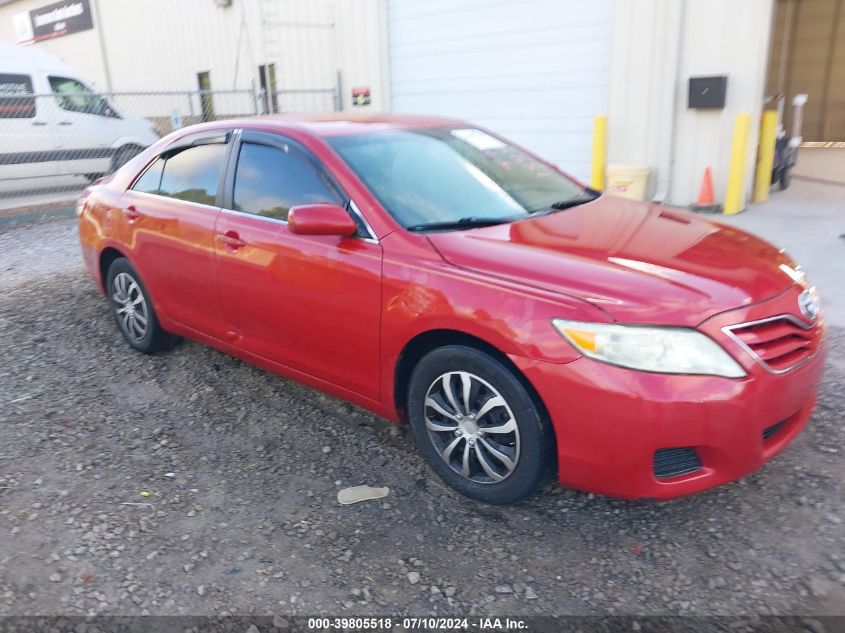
[426,196,802,326]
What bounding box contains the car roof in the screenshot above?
[193,113,468,139]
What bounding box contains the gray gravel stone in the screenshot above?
[0,217,842,618]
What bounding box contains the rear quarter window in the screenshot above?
[0,73,36,119]
[131,157,165,194]
[158,144,226,206]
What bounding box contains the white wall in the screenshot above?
[0,0,775,197]
[606,0,681,200]
[608,0,774,208]
[387,0,613,181]
[335,0,390,111]
[672,0,773,208]
[0,0,387,112]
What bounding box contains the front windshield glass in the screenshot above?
[327,126,590,230]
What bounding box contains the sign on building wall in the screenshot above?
[13,0,94,44]
[351,86,371,106]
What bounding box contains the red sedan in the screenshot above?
[78,115,826,505]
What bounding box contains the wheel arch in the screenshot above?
[393,329,551,428]
[98,246,128,292]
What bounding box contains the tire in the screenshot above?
[111,144,143,173]
[106,258,177,354]
[407,345,555,505]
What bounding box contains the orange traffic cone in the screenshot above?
[691,166,720,213]
[697,167,714,205]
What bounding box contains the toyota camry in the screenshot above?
[78,115,826,505]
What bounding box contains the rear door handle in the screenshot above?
[31,121,48,126]
[216,231,246,250]
[123,205,142,222]
[58,121,73,126]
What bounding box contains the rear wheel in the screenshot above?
[407,345,554,505]
[106,258,177,354]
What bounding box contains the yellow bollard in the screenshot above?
[753,110,778,203]
[724,112,751,215]
[590,115,607,190]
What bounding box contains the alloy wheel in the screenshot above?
[111,272,149,342]
[423,371,520,484]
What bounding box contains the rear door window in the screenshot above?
[158,144,227,206]
[0,73,36,119]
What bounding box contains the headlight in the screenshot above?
[552,319,746,378]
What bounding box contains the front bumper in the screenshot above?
[510,291,827,501]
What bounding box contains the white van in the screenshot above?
[0,45,158,184]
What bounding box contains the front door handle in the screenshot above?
[31,121,48,126]
[216,231,246,251]
[58,121,73,126]
[123,205,141,222]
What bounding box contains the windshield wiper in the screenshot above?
[547,189,601,211]
[529,189,601,215]
[406,216,516,232]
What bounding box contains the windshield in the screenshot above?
[327,126,591,231]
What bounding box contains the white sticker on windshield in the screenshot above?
[451,128,505,151]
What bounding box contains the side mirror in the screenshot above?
[288,204,357,237]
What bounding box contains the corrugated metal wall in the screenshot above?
[387,0,613,180]
[0,0,387,111]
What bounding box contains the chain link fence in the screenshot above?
[0,87,339,220]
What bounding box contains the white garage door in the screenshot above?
[388,0,613,180]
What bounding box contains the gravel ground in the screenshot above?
[0,218,843,618]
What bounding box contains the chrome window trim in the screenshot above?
[218,202,379,244]
[721,313,818,375]
[219,205,287,225]
[125,189,222,213]
[348,199,378,243]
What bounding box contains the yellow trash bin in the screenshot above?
[606,164,650,201]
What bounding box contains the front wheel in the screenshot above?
[407,345,555,505]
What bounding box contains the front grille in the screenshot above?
[724,315,818,373]
[763,420,787,441]
[653,447,702,479]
